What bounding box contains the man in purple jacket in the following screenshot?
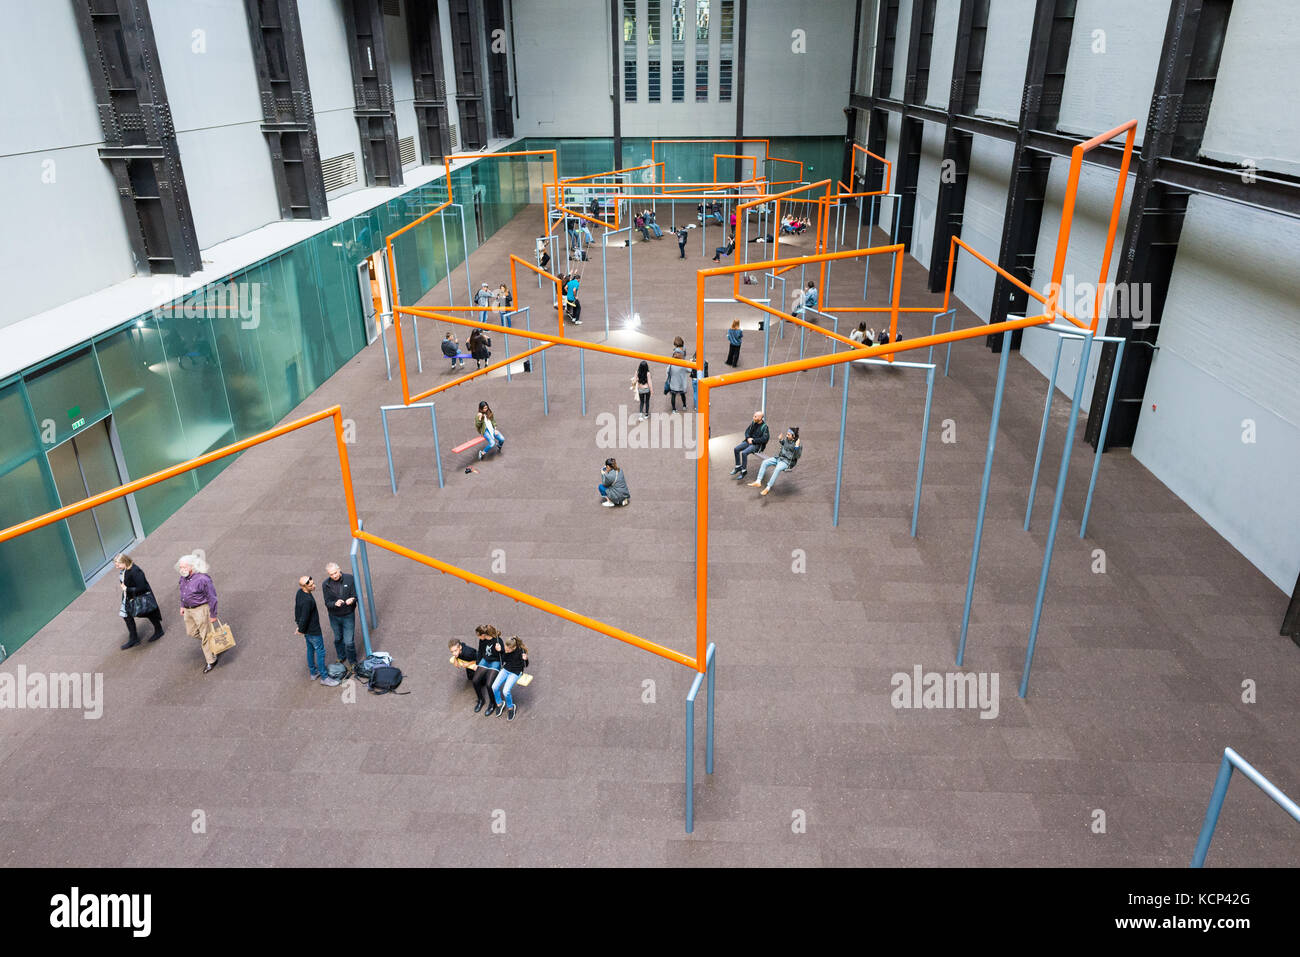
[177,553,220,673]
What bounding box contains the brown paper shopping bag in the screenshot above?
[207,619,236,656]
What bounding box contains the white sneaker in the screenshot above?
[321,676,341,687]
[601,500,616,507]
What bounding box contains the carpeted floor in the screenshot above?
[1,202,1295,867]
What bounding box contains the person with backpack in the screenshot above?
[442,332,464,370]
[724,319,743,366]
[730,411,769,480]
[748,427,802,496]
[475,401,504,461]
[488,635,530,720]
[631,360,652,420]
[598,457,630,508]
[295,574,337,685]
[473,625,505,714]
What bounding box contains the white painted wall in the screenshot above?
[152,0,281,248]
[880,111,902,231]
[1022,157,1135,404]
[0,2,138,325]
[854,0,879,95]
[951,135,1013,322]
[1199,0,1300,178]
[1133,200,1300,591]
[974,0,1033,120]
[302,0,365,197]
[1056,0,1165,148]
[924,0,960,109]
[512,0,609,136]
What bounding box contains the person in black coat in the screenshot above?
[296,575,332,683]
[114,553,163,649]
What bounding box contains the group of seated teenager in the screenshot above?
[449,625,531,721]
[780,215,809,234]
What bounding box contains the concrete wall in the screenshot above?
[1056,0,1166,148]
[909,119,946,272]
[951,135,1014,323]
[924,0,960,109]
[0,2,136,325]
[880,111,902,231]
[152,0,281,248]
[974,0,1034,121]
[889,0,912,100]
[512,0,609,137]
[743,0,856,135]
[385,2,419,168]
[1200,0,1300,177]
[1133,196,1300,591]
[302,0,365,197]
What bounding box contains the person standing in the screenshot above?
[598,457,630,507]
[748,427,802,496]
[676,226,689,259]
[476,401,505,461]
[322,562,358,672]
[730,411,769,480]
[115,553,163,649]
[177,553,220,674]
[631,360,652,420]
[296,575,334,684]
[474,283,494,308]
[725,320,743,366]
[665,348,690,413]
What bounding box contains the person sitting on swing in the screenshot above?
[748,427,801,496]
[791,281,818,318]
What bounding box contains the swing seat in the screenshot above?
[451,436,486,454]
[448,657,533,686]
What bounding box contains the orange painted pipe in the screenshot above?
[356,529,698,670]
[409,343,554,404]
[0,407,357,546]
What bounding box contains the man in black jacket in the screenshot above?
[322,563,359,672]
[295,576,335,685]
[730,411,770,480]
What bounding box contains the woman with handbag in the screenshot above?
[631,360,652,420]
[114,553,163,650]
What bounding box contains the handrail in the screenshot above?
[1192,747,1300,867]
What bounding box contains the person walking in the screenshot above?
[564,273,582,324]
[474,625,505,715]
[598,457,630,507]
[322,562,358,672]
[296,575,335,684]
[748,427,802,496]
[115,553,163,649]
[177,553,220,673]
[631,360,652,420]
[676,226,689,259]
[725,320,743,366]
[730,411,769,480]
[489,636,530,721]
[665,347,690,413]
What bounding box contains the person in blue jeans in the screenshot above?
[321,563,358,671]
[598,457,630,507]
[476,401,504,460]
[295,575,337,685]
[748,427,801,496]
[489,635,530,720]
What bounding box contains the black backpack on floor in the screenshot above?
[369,665,408,695]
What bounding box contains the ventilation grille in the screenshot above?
[321,152,358,192]
[435,79,446,99]
[383,0,401,15]
[448,123,459,152]
[399,135,417,168]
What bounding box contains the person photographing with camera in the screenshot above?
[598,457,630,508]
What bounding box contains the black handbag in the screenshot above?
[127,591,158,617]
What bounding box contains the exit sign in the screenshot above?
[69,418,86,431]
